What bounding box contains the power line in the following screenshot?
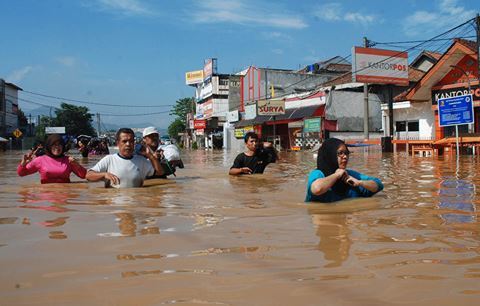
[8,93,172,117]
[22,90,173,108]
[371,35,476,46]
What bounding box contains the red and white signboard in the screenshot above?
[194,119,206,129]
[352,47,408,86]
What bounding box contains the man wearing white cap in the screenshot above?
[86,128,164,188]
[138,126,184,178]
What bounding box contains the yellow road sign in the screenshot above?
[13,129,22,138]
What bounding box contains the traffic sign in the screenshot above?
[438,94,474,127]
[12,129,22,138]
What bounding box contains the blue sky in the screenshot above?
[1,0,478,128]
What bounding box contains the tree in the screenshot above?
[17,108,28,127]
[168,97,194,140]
[35,116,55,141]
[168,118,185,140]
[54,103,96,136]
[169,97,195,120]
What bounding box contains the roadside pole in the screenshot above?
[363,37,370,140]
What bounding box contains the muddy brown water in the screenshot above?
[1,147,479,305]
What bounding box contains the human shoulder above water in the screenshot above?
[136,126,184,178]
[17,134,87,184]
[305,138,383,203]
[86,128,164,188]
[229,132,277,175]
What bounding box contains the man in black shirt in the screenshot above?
[229,132,277,175]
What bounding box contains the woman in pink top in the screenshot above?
[17,134,87,184]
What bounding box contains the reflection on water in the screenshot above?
[1,148,480,305]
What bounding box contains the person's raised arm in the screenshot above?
[310,168,346,196]
[144,146,164,176]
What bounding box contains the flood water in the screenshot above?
[1,147,480,305]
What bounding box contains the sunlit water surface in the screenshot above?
[1,147,480,305]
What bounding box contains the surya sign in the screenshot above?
[257,99,285,116]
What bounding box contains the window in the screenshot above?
[396,120,419,132]
[407,121,419,132]
[396,121,406,132]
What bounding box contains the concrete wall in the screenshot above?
[393,102,434,139]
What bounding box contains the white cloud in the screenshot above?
[316,3,341,21]
[314,3,378,26]
[56,56,77,67]
[191,0,307,29]
[403,0,476,36]
[262,31,293,41]
[86,0,154,17]
[7,66,33,83]
[272,49,284,55]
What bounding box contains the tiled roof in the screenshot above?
[454,38,476,52]
[423,51,442,60]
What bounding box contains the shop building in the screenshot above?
[389,39,479,152]
[0,79,22,137]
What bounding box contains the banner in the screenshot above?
[257,99,285,116]
[352,47,408,86]
[185,70,204,85]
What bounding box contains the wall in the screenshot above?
[392,102,434,139]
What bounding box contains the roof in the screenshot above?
[3,81,23,91]
[410,50,443,68]
[405,39,477,102]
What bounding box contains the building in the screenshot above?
[0,79,22,137]
[389,39,479,152]
[186,59,232,149]
[228,58,351,150]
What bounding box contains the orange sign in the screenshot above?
[13,129,22,138]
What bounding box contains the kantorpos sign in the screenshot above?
[432,84,480,106]
[352,47,409,86]
[257,99,285,116]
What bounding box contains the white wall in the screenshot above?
[388,102,434,139]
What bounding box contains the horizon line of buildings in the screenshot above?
[184,38,479,152]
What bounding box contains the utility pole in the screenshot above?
[0,79,5,136]
[363,37,370,140]
[476,14,480,88]
[96,113,101,137]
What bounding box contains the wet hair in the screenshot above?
[115,128,135,142]
[244,132,258,143]
[45,134,66,158]
[316,138,350,195]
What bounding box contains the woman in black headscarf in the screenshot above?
[305,138,383,202]
[17,134,87,184]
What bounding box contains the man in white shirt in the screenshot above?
[86,128,164,188]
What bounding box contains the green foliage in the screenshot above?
[169,97,195,121]
[168,97,194,142]
[168,118,185,141]
[54,103,96,136]
[191,141,198,150]
[17,108,28,127]
[35,116,55,141]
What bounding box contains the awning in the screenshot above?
[235,105,323,127]
[271,105,322,121]
[234,116,270,128]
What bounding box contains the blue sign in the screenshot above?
[438,94,474,127]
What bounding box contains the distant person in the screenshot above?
[229,132,277,175]
[17,134,87,184]
[86,128,164,188]
[305,138,383,203]
[137,126,184,178]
